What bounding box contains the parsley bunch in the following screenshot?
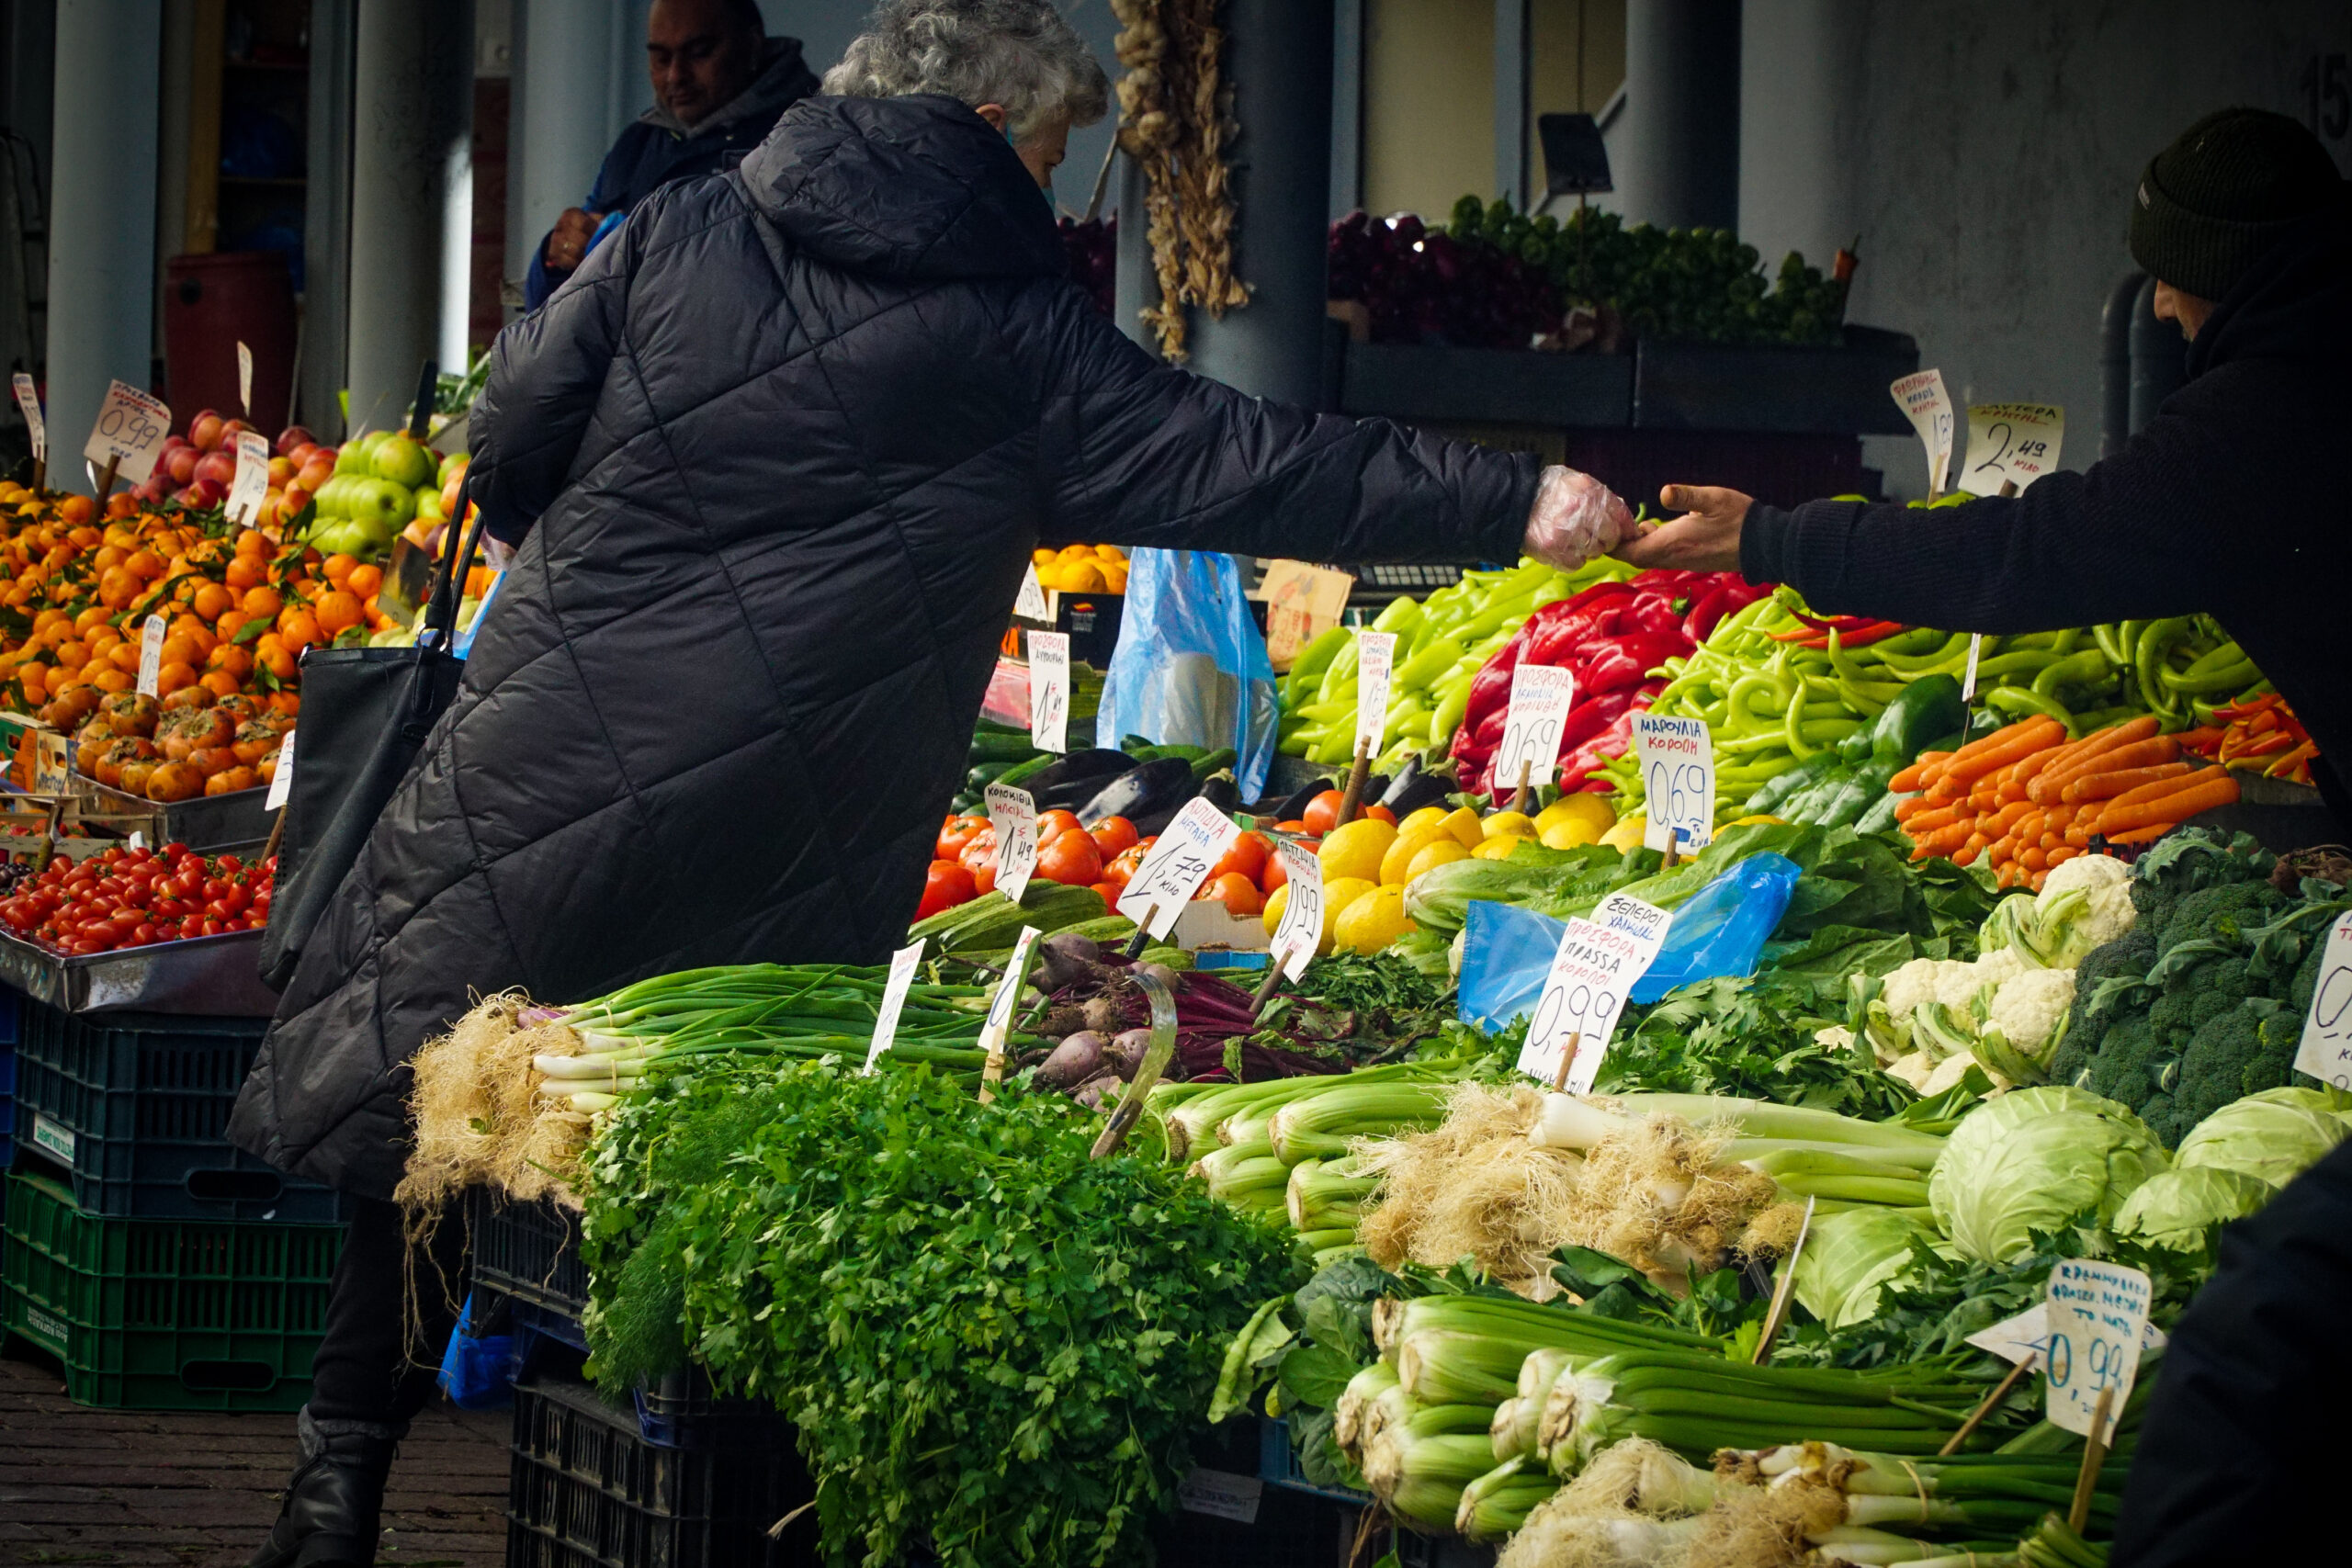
[579,1062,1304,1568]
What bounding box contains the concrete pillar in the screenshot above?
[45,0,160,492]
[300,0,355,437]
[1613,0,1739,231]
[1494,0,1530,209]
[1186,0,1336,408]
[1736,0,1863,267]
[1112,152,1155,355]
[346,0,473,435]
[509,0,621,287]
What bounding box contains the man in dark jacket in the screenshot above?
[1618,107,2350,811]
[524,0,819,308]
[232,4,1631,1562]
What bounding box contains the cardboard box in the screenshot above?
[1172,900,1269,953]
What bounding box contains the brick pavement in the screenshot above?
[0,1345,511,1568]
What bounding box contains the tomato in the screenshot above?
[1209,830,1270,886]
[936,813,989,860]
[1300,789,1344,836]
[958,827,1000,896]
[1035,829,1103,887]
[1089,881,1122,905]
[1036,809,1084,843]
[914,861,978,921]
[1362,804,1396,825]
[1105,840,1153,890]
[220,884,251,914]
[1261,851,1288,896]
[1090,816,1140,859]
[1205,871,1263,918]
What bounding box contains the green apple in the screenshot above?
[435,451,467,487]
[333,441,372,476]
[371,434,437,490]
[311,519,372,557]
[344,477,415,531]
[413,488,447,525]
[311,474,353,516]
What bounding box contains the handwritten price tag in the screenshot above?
[1962,634,1985,703]
[265,730,296,811]
[135,615,165,698]
[1268,840,1325,980]
[1517,896,1670,1091]
[10,373,40,461]
[226,431,270,526]
[1962,402,2065,496]
[1494,665,1577,798]
[979,925,1043,1062]
[2043,1258,2151,1443]
[1014,563,1052,621]
[1968,1301,2166,1370]
[237,342,254,418]
[1027,630,1069,754]
[985,783,1039,905]
[1634,713,1713,853]
[1117,796,1242,939]
[2292,912,2352,1088]
[864,940,926,1075]
[1354,630,1396,756]
[1890,369,1954,497]
[83,379,172,485]
[1258,560,1354,668]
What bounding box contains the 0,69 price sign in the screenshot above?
[2291,911,2352,1089]
[2043,1258,2151,1443]
[83,379,172,485]
[1117,796,1241,939]
[1493,665,1576,798]
[1634,713,1713,854]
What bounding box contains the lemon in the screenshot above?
[1440,806,1485,850]
[1600,814,1648,853]
[1472,837,1523,860]
[1397,805,1451,840]
[1540,818,1600,851]
[1319,818,1397,884]
[1727,814,1784,828]
[1536,793,1616,835]
[1261,882,1289,937]
[1378,823,1450,886]
[1405,838,1470,881]
[1335,885,1416,953]
[1483,810,1537,840]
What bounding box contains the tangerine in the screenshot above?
[57,496,94,525]
[313,590,364,636]
[277,609,320,650]
[199,670,240,698]
[155,661,198,694]
[242,585,282,620]
[345,563,382,600]
[254,635,297,681]
[235,528,269,557]
[124,547,165,580]
[91,668,131,692]
[322,553,356,587]
[207,644,254,680]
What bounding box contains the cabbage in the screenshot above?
[1928,1086,2169,1263]
[1400,860,1563,935]
[2174,1088,2349,1190]
[2113,1168,2271,1252]
[1792,1207,1943,1328]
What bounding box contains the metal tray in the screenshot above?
[0,927,279,1017]
[68,776,275,852]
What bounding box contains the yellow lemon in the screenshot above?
[1540,818,1600,851]
[1472,837,1523,860]
[1483,810,1537,840]
[1335,885,1415,953]
[1318,819,1396,884]
[1261,882,1289,937]
[1397,805,1451,840]
[1031,547,1057,566]
[1378,823,1450,886]
[1440,806,1485,850]
[1600,814,1648,853]
[1094,543,1126,562]
[1405,838,1471,881]
[1536,793,1616,835]
[1727,814,1785,828]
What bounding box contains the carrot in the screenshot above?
[2002,746,2065,803]
[1893,796,1932,824]
[2044,803,2078,829]
[2098,773,2240,835]
[2061,761,2193,805]
[2012,809,2047,847]
[2045,846,2081,868]
[2100,767,2222,816]
[1944,718,2066,784]
[1902,804,1965,836]
[1891,753,1951,793]
[1945,716,2051,766]
[1909,821,1975,860]
[2019,845,2048,871]
[1985,800,2035,838]
[1996,860,2025,888]
[2104,822,2176,845]
[2064,825,2093,848]
[2037,736,2182,804]
[1953,831,1990,868]
[2028,716,2161,804]
[2039,831,2064,852]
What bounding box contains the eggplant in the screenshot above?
[1196,771,1241,815]
[1379,757,1455,818]
[1016,749,1135,799]
[1078,757,1196,828]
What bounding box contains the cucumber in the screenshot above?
[967,730,1041,763]
[994,753,1058,788]
[967,761,1018,789]
[1187,748,1238,780]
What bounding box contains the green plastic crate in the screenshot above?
[0,1169,342,1411]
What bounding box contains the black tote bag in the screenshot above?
[257,512,481,993]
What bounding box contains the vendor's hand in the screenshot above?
[545,207,603,273]
[1521,466,1634,570]
[1614,484,1752,572]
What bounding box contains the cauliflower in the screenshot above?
[1883,959,1970,1020]
[1813,1024,1857,1054]
[1987,967,2078,1061]
[2041,852,2130,901]
[1962,946,2030,999]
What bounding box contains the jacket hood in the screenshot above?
[740,95,1066,282]
[2188,191,2352,378]
[640,35,819,139]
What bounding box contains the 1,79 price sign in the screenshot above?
[1116,797,1241,939]
[1634,713,1713,854]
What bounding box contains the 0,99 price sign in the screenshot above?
[2291,911,2352,1088]
[1268,840,1325,980]
[1516,896,1669,1092]
[83,379,172,485]
[1117,796,1242,939]
[2043,1258,2151,1443]
[1634,713,1713,853]
[1493,665,1577,798]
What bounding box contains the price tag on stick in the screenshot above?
[978,925,1043,1100]
[1117,796,1242,939]
[1962,634,1985,703]
[226,431,270,527]
[2043,1258,2152,1445]
[1027,630,1070,754]
[864,940,926,1075]
[2292,911,2352,1088]
[985,783,1039,905]
[83,379,171,486]
[236,342,254,419]
[1516,895,1670,1091]
[135,615,165,698]
[1354,631,1397,758]
[1268,840,1325,981]
[10,373,41,463]
[265,730,296,811]
[1495,665,1577,803]
[1014,563,1051,622]
[1633,714,1714,854]
[1890,369,1955,498]
[1961,403,2064,496]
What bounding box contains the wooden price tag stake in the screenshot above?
[1335,738,1373,828]
[1939,1356,2035,1457]
[1510,759,1534,817]
[1548,1032,1583,1093]
[1750,1197,1816,1363]
[2069,1385,2116,1532]
[93,453,119,505]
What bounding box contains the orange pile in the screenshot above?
[1032,543,1128,595]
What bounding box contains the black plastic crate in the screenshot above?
[10,998,340,1222]
[507,1371,815,1568]
[634,1365,792,1451]
[469,1188,589,1320]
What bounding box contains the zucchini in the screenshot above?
[994,753,1059,789]
[967,730,1042,763]
[1187,748,1238,780]
[967,761,1018,789]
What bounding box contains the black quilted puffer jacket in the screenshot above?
[228,94,1539,1199]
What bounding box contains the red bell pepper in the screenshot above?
[1618,592,1687,637]
[1573,631,1689,695]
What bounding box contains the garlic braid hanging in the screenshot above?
[1111,0,1250,361]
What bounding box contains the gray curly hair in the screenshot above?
[821,0,1110,142]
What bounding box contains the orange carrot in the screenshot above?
[2045,803,2078,829]
[1944,719,2066,784]
[1891,753,1951,793]
[2028,716,2161,804]
[2062,761,2193,805]
[2045,846,2081,868]
[2104,822,2176,845]
[2020,845,2048,871]
[2001,747,2065,804]
[2012,809,2047,847]
[2098,773,2240,834]
[2039,736,2181,803]
[1927,772,1970,805]
[1944,716,2049,766]
[2064,825,2093,848]
[1902,804,1965,836]
[1909,821,1975,860]
[1985,800,2035,838]
[1996,860,2025,888]
[2099,767,2222,817]
[1953,831,1990,867]
[1894,796,1932,824]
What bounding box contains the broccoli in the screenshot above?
[2169,997,2300,1133]
[2077,1011,2172,1110]
[2049,924,2156,1086]
[2128,827,2276,933]
[2157,880,2287,956]
[2293,935,2327,1014]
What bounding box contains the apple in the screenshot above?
[133,478,168,504]
[194,449,237,489]
[413,487,447,525]
[280,482,312,519]
[370,434,436,490]
[334,440,373,475]
[266,456,294,486]
[188,410,225,451]
[311,475,351,517]
[166,446,199,487]
[285,441,320,468]
[344,477,415,530]
[436,451,469,487]
[220,418,249,444]
[276,424,316,457]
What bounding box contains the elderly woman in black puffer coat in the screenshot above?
[232,4,1634,1562]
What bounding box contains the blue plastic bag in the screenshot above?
[436,1291,515,1411]
[1455,852,1805,1028]
[1096,549,1279,800]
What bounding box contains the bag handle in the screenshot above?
[421,477,485,649]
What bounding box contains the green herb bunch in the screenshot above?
[578,1061,1305,1568]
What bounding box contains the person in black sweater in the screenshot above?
[1619,107,2351,818]
[1624,107,2349,1566]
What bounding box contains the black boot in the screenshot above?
[246,1408,402,1568]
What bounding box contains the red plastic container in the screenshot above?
[162,252,298,436]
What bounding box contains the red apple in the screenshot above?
[275,424,316,457]
[166,446,199,486]
[183,477,226,509]
[297,457,335,494]
[280,482,311,518]
[266,456,295,485]
[194,448,237,488]
[285,441,320,468]
[220,418,249,444]
[188,411,225,451]
[133,478,169,504]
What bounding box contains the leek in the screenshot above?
[1268,1083,1453,1162]
[1286,1156,1376,1232]
[1533,1093,1947,1161]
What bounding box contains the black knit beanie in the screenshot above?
[2129,107,2344,300]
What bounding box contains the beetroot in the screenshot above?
[1035,1031,1108,1089]
[1102,1028,1155,1080]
